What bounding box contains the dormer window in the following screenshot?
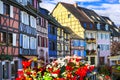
[97,23,100,30]
[105,24,108,30]
[68,14,71,18]
[91,16,95,19]
[97,16,100,20]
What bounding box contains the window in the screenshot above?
[57,43,61,51]
[38,36,40,46]
[28,0,34,6]
[68,14,71,18]
[101,33,103,39]
[90,24,93,28]
[73,40,80,47]
[30,37,36,49]
[21,11,29,25]
[0,32,6,43]
[50,26,55,34]
[3,3,10,15]
[90,57,95,65]
[8,33,12,45]
[3,62,9,79]
[30,16,36,28]
[13,33,16,46]
[73,50,78,56]
[65,45,69,51]
[105,24,108,30]
[106,45,109,50]
[11,62,15,76]
[100,57,105,65]
[84,23,87,28]
[97,23,100,30]
[49,41,56,50]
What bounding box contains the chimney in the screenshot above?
[73,3,78,8]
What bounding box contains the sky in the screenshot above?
[40,0,120,26]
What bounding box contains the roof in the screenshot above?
[80,7,106,23]
[38,7,63,28]
[102,16,120,37]
[60,2,91,23]
[53,2,105,31]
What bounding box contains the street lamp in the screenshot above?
[97,45,100,67]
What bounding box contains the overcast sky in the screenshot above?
[40,0,120,26]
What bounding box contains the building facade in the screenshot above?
[57,26,64,57]
[48,16,58,61]
[0,0,40,79]
[0,0,20,79]
[81,7,111,66]
[52,2,111,66]
[52,2,86,58]
[18,0,38,70]
[37,8,49,65]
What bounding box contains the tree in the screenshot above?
[111,41,120,56]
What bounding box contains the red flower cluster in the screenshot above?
[66,65,73,71]
[22,60,31,69]
[16,56,95,80]
[75,66,88,80]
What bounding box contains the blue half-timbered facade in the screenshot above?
[48,21,57,60]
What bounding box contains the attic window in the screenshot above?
[114,27,119,32]
[68,14,71,18]
[105,24,108,31]
[91,16,95,19]
[97,17,100,20]
[107,19,112,25]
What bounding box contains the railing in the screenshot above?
[86,49,96,55]
[86,38,96,43]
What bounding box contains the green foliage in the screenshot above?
[0,54,13,61]
[98,65,111,75]
[116,66,120,71]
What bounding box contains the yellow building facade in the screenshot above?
[52,3,85,39]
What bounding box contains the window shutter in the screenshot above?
[27,13,29,25]
[27,36,29,49]
[10,5,13,18]
[20,34,23,47]
[31,37,34,49]
[0,0,3,14]
[34,38,36,49]
[23,35,26,48]
[34,17,36,28]
[13,33,16,46]
[30,16,33,27]
[21,11,24,23]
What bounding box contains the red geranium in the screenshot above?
[66,65,73,71]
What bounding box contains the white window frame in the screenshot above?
[0,0,3,14]
[12,33,16,46]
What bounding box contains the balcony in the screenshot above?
[86,49,96,55]
[86,38,96,43]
